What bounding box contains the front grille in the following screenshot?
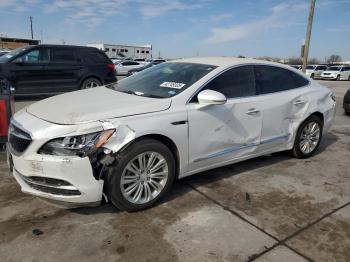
[8,124,32,154]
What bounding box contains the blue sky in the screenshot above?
[0,0,349,60]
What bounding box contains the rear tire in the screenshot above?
[80,78,102,89]
[291,115,323,159]
[105,138,175,212]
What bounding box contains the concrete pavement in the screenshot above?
[0,80,349,262]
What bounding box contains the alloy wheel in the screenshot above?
[85,81,99,88]
[299,122,320,154]
[120,151,169,204]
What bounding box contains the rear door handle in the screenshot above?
[294,100,306,106]
[246,108,260,115]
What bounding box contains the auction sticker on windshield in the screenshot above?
[160,82,186,89]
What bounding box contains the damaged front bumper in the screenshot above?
[7,108,137,207]
[9,146,104,206]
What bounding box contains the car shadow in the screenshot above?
[70,132,339,215]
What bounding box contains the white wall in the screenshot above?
[87,43,152,59]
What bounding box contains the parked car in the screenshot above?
[145,58,166,65]
[320,65,350,81]
[133,58,146,62]
[343,87,350,115]
[151,59,166,64]
[0,50,10,57]
[111,57,124,64]
[8,57,336,211]
[0,45,116,96]
[305,65,328,79]
[114,61,144,75]
[290,65,301,70]
[127,62,157,76]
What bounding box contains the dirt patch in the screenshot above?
[0,209,68,244]
[287,208,350,262]
[188,175,339,239]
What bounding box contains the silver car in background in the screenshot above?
[321,65,350,81]
[305,65,328,79]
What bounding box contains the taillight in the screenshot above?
[107,63,116,73]
[0,99,9,137]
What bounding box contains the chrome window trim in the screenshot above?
[186,63,311,104]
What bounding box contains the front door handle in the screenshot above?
[246,108,260,115]
[294,100,306,106]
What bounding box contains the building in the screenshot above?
[87,43,152,59]
[0,36,40,50]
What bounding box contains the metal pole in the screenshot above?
[30,16,34,39]
[302,0,316,73]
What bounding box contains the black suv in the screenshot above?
[0,45,116,96]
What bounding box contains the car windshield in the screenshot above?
[306,65,315,69]
[327,66,341,71]
[113,62,217,98]
[0,46,29,63]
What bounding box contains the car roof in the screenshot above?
[26,44,99,50]
[170,57,293,69]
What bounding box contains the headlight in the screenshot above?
[39,129,115,157]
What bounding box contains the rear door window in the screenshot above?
[80,49,110,64]
[51,48,76,63]
[254,65,309,95]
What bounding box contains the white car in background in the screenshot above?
[0,50,10,57]
[290,65,301,70]
[321,65,350,81]
[305,65,328,79]
[114,61,144,75]
[8,57,336,211]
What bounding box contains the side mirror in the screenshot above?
[197,89,227,105]
[12,58,23,65]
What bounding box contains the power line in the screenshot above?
[30,16,34,39]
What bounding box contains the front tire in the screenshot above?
[310,73,314,79]
[336,75,340,81]
[105,139,175,211]
[291,115,323,159]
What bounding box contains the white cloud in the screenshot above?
[42,0,130,28]
[327,26,350,32]
[206,2,308,44]
[138,0,205,18]
[40,0,206,28]
[209,13,233,22]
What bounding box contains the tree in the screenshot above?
[327,54,342,64]
[308,57,320,64]
[288,57,302,65]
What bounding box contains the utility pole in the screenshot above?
[302,0,316,73]
[30,16,34,39]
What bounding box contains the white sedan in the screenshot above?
[8,57,336,211]
[320,65,350,81]
[114,61,144,75]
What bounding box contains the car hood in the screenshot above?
[26,86,171,125]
